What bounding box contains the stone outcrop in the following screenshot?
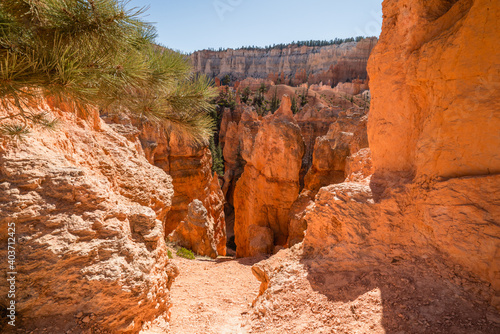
[0,99,178,333]
[304,115,369,192]
[246,2,500,331]
[220,89,369,252]
[103,113,227,257]
[170,199,223,258]
[191,38,377,83]
[255,0,500,317]
[294,106,339,188]
[233,96,305,257]
[365,0,500,297]
[332,80,369,95]
[345,148,373,183]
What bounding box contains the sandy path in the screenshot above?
[167,256,262,334]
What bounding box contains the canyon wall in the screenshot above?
[103,114,227,258]
[301,0,500,308]
[233,97,305,257]
[191,38,377,83]
[248,1,500,330]
[0,100,178,333]
[222,91,369,256]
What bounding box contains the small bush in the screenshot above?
[167,250,173,259]
[176,247,195,260]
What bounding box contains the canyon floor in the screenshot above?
[166,255,263,334]
[141,246,500,334]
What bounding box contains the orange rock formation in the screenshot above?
[103,114,227,257]
[251,0,500,324]
[234,96,305,257]
[0,100,178,333]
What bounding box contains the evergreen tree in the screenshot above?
[209,136,224,176]
[291,95,298,114]
[240,87,251,104]
[221,74,231,86]
[270,87,280,112]
[0,0,216,143]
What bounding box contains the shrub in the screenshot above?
[176,247,195,260]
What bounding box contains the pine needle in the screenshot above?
[0,0,216,142]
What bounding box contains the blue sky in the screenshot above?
[127,0,382,53]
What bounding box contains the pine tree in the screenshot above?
[270,87,280,112]
[291,95,298,114]
[0,0,216,143]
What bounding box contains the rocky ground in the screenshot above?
[138,245,500,334]
[147,254,263,334]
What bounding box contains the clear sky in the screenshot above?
[127,0,382,53]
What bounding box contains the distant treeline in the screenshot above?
[203,36,370,52]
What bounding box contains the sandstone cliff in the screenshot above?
[102,114,227,258]
[249,0,500,330]
[191,38,377,84]
[0,100,178,333]
[221,87,369,254]
[234,97,305,257]
[364,0,500,302]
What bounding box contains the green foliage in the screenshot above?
[291,95,298,114]
[209,136,224,176]
[214,89,236,112]
[0,0,216,142]
[258,83,268,95]
[298,88,309,107]
[0,123,29,141]
[253,89,264,108]
[167,249,173,259]
[240,87,251,104]
[221,74,231,86]
[270,87,280,113]
[176,247,195,260]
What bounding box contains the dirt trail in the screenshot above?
[167,256,263,334]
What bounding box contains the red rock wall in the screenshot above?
[303,0,500,309]
[192,38,377,83]
[234,97,305,257]
[0,100,178,333]
[103,115,227,257]
[369,0,500,180]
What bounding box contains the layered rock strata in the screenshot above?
[192,38,377,83]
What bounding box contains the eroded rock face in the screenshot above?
[304,115,369,193]
[345,148,373,183]
[301,0,500,311]
[221,108,260,208]
[191,38,377,84]
[294,106,339,188]
[221,92,369,252]
[102,114,227,257]
[170,199,223,258]
[0,100,178,333]
[234,96,305,257]
[368,0,500,180]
